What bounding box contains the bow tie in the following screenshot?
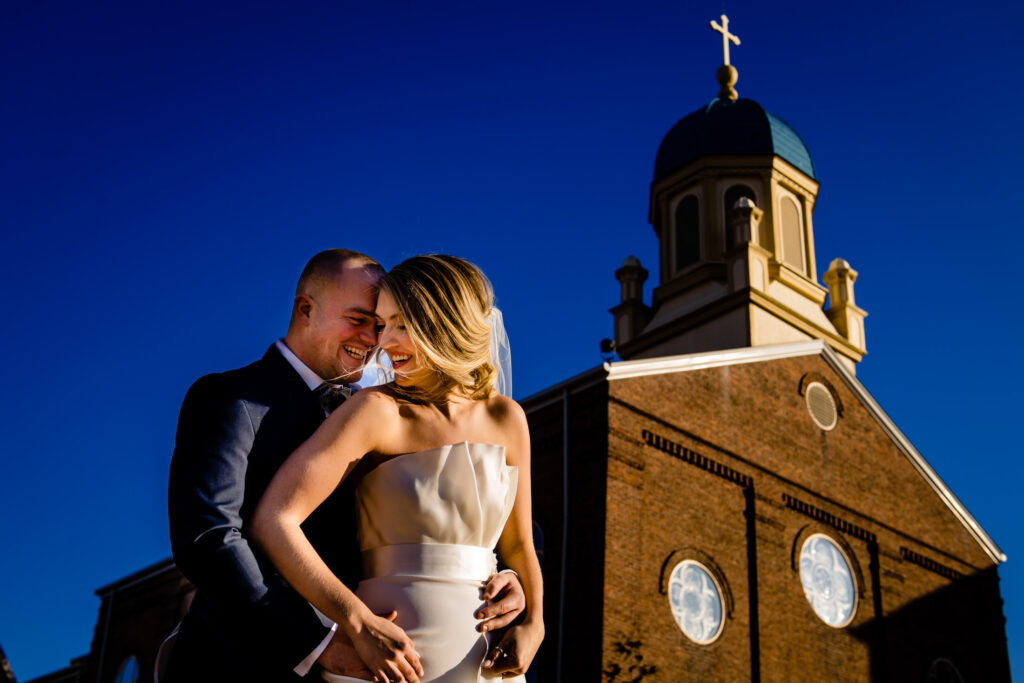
[315,382,352,414]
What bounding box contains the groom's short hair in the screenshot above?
[296,249,384,296]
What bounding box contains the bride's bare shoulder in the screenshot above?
[342,385,403,421]
[484,393,523,419]
[331,387,408,452]
[484,394,528,440]
[352,387,399,409]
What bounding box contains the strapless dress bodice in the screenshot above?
[356,441,518,552]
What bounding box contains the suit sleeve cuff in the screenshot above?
[294,622,337,676]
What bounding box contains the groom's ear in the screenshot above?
[294,294,314,322]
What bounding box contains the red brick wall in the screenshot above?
[595,352,1009,681]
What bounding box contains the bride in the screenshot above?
[253,255,544,683]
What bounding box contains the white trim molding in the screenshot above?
[605,341,1006,564]
[604,340,827,380]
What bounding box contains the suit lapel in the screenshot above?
[262,343,314,391]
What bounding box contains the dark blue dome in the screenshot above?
[653,98,816,182]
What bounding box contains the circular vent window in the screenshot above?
[805,382,837,430]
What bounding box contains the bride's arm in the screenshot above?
[490,399,545,675]
[252,390,424,683]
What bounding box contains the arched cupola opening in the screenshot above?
[779,192,807,275]
[674,195,701,273]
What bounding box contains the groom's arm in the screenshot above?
[168,373,331,675]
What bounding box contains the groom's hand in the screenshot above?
[475,571,525,632]
[317,629,374,679]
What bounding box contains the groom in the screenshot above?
[166,249,525,681]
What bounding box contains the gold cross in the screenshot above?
[710,14,740,66]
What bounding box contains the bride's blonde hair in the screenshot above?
[379,255,498,405]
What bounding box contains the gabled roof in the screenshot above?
[603,340,1006,564]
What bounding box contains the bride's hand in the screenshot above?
[482,621,544,677]
[349,610,424,683]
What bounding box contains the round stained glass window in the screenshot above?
[667,560,724,643]
[799,534,856,627]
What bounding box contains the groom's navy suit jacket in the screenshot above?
[167,345,360,681]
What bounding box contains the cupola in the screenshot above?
[611,15,867,372]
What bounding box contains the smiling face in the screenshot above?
[288,260,382,382]
[375,289,419,385]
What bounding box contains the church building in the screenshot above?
[23,15,1010,683]
[522,15,1010,683]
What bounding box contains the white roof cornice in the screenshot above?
[604,341,1006,564]
[604,340,829,381]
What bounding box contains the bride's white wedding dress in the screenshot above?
[322,442,525,683]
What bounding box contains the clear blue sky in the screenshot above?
[2,1,1021,679]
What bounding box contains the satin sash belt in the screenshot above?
[363,543,497,581]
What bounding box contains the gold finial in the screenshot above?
[716,64,738,101]
[710,14,740,100]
